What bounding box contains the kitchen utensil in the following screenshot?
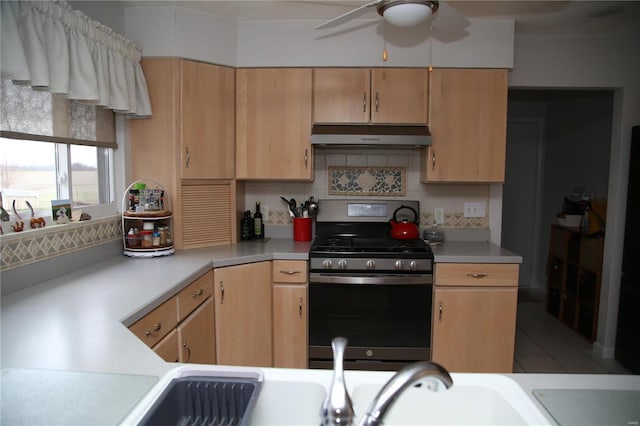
[389,205,420,240]
[280,196,296,217]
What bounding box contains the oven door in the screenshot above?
[308,273,432,370]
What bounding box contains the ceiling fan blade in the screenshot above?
[314,0,384,30]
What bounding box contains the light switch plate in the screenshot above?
[434,208,445,225]
[464,202,486,218]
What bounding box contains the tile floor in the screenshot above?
[513,288,629,374]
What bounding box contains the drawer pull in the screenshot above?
[280,270,301,275]
[192,288,204,298]
[298,297,303,318]
[144,322,162,337]
[438,302,443,322]
[467,273,488,279]
[182,341,191,362]
[220,281,225,304]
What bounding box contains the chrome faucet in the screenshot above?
[320,337,454,426]
[321,337,355,425]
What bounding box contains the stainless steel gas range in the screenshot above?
[308,199,433,371]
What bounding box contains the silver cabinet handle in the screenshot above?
[438,302,443,323]
[182,341,191,362]
[144,322,162,337]
[298,297,303,318]
[375,91,379,112]
[280,270,301,275]
[432,150,436,170]
[304,149,309,169]
[185,146,190,168]
[467,273,488,279]
[363,92,367,112]
[220,281,225,304]
[191,288,204,298]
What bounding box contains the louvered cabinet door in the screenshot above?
[180,182,234,248]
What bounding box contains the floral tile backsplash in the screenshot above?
[329,166,405,196]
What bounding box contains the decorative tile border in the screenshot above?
[329,166,405,196]
[0,215,122,271]
[421,212,488,228]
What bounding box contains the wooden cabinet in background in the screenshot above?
[129,58,236,249]
[236,68,313,180]
[423,68,508,183]
[272,260,308,369]
[545,225,603,342]
[313,68,428,124]
[431,263,519,373]
[214,262,273,366]
[128,270,215,364]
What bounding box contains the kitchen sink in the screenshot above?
[121,366,264,426]
[350,374,551,426]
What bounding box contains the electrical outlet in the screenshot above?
[463,202,486,218]
[434,208,445,225]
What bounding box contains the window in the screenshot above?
[1,79,116,222]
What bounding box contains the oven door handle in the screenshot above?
[309,274,432,285]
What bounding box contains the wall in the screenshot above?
[509,32,640,358]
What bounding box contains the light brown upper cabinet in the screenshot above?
[313,68,429,124]
[236,68,313,180]
[129,58,237,249]
[423,68,508,183]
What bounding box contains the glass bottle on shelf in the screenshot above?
[254,202,263,240]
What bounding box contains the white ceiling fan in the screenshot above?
[315,0,446,30]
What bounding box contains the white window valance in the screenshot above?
[1,0,151,117]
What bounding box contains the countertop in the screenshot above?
[4,238,635,426]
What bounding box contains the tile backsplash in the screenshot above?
[0,215,121,271]
[244,149,490,229]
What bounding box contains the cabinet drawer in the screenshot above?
[435,263,519,287]
[177,270,214,321]
[153,328,178,362]
[129,297,178,347]
[272,260,307,283]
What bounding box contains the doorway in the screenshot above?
[502,89,613,295]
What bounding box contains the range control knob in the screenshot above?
[366,260,376,270]
[394,260,404,271]
[337,259,348,270]
[409,260,419,271]
[322,259,333,270]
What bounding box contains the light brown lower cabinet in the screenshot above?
[272,260,308,368]
[178,297,215,364]
[214,262,273,367]
[431,263,519,373]
[129,270,215,364]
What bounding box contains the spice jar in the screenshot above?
[140,230,153,248]
[158,226,168,245]
[152,231,160,247]
[126,228,140,248]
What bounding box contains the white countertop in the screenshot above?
[3,238,636,426]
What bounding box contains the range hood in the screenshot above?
[311,124,431,148]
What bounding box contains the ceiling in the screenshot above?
[119,0,640,35]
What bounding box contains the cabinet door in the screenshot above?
[214,262,273,366]
[313,68,370,123]
[180,60,235,179]
[178,297,216,364]
[371,68,428,124]
[432,287,517,373]
[424,68,508,182]
[153,328,179,362]
[273,284,307,368]
[236,68,312,180]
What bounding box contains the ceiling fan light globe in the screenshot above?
[382,3,434,27]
